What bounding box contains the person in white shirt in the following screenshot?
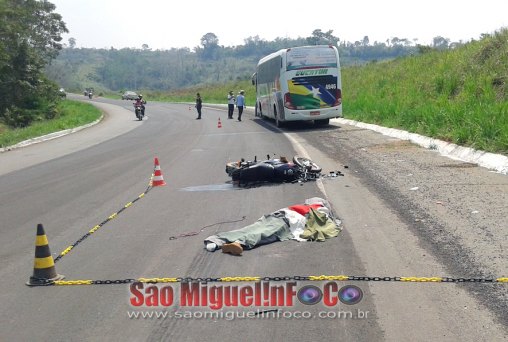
[227,91,235,119]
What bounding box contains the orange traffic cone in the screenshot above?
[152,157,166,187]
[218,118,222,128]
[26,224,64,286]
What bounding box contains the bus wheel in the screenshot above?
[314,118,329,126]
[274,105,283,127]
[257,103,263,118]
[275,115,284,128]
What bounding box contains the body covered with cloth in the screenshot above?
[204,197,341,254]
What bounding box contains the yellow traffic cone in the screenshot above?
[26,224,64,286]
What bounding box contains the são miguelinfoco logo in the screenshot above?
[297,284,363,306]
[129,281,363,309]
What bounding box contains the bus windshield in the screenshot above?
[286,46,338,70]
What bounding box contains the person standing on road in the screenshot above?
[227,91,235,119]
[236,90,245,121]
[195,93,202,119]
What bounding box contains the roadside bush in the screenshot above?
[1,107,34,128]
[0,79,62,127]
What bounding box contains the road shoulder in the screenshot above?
[285,122,507,340]
[0,99,139,176]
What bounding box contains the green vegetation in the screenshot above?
[342,29,508,154]
[0,100,102,148]
[2,0,506,156]
[139,30,507,155]
[140,81,255,106]
[0,0,68,128]
[46,30,424,95]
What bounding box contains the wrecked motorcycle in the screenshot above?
[226,155,322,185]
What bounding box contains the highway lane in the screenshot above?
[0,95,140,176]
[0,98,379,341]
[0,97,505,341]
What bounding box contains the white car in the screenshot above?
[122,91,138,100]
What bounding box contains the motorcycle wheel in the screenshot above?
[292,156,322,173]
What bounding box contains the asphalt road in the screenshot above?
[0,95,506,341]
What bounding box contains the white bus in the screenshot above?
[252,45,342,127]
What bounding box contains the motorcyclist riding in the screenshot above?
[133,94,147,116]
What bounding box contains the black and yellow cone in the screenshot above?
[26,224,64,286]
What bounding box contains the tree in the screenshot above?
[432,36,450,50]
[199,32,219,60]
[68,37,76,49]
[201,32,219,47]
[306,29,340,46]
[0,0,68,127]
[391,37,401,46]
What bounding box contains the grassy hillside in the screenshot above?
[342,29,508,154]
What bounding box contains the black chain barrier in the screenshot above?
[54,174,155,262]
[30,275,507,286]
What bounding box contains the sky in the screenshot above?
[49,0,508,50]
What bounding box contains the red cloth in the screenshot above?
[287,203,322,216]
